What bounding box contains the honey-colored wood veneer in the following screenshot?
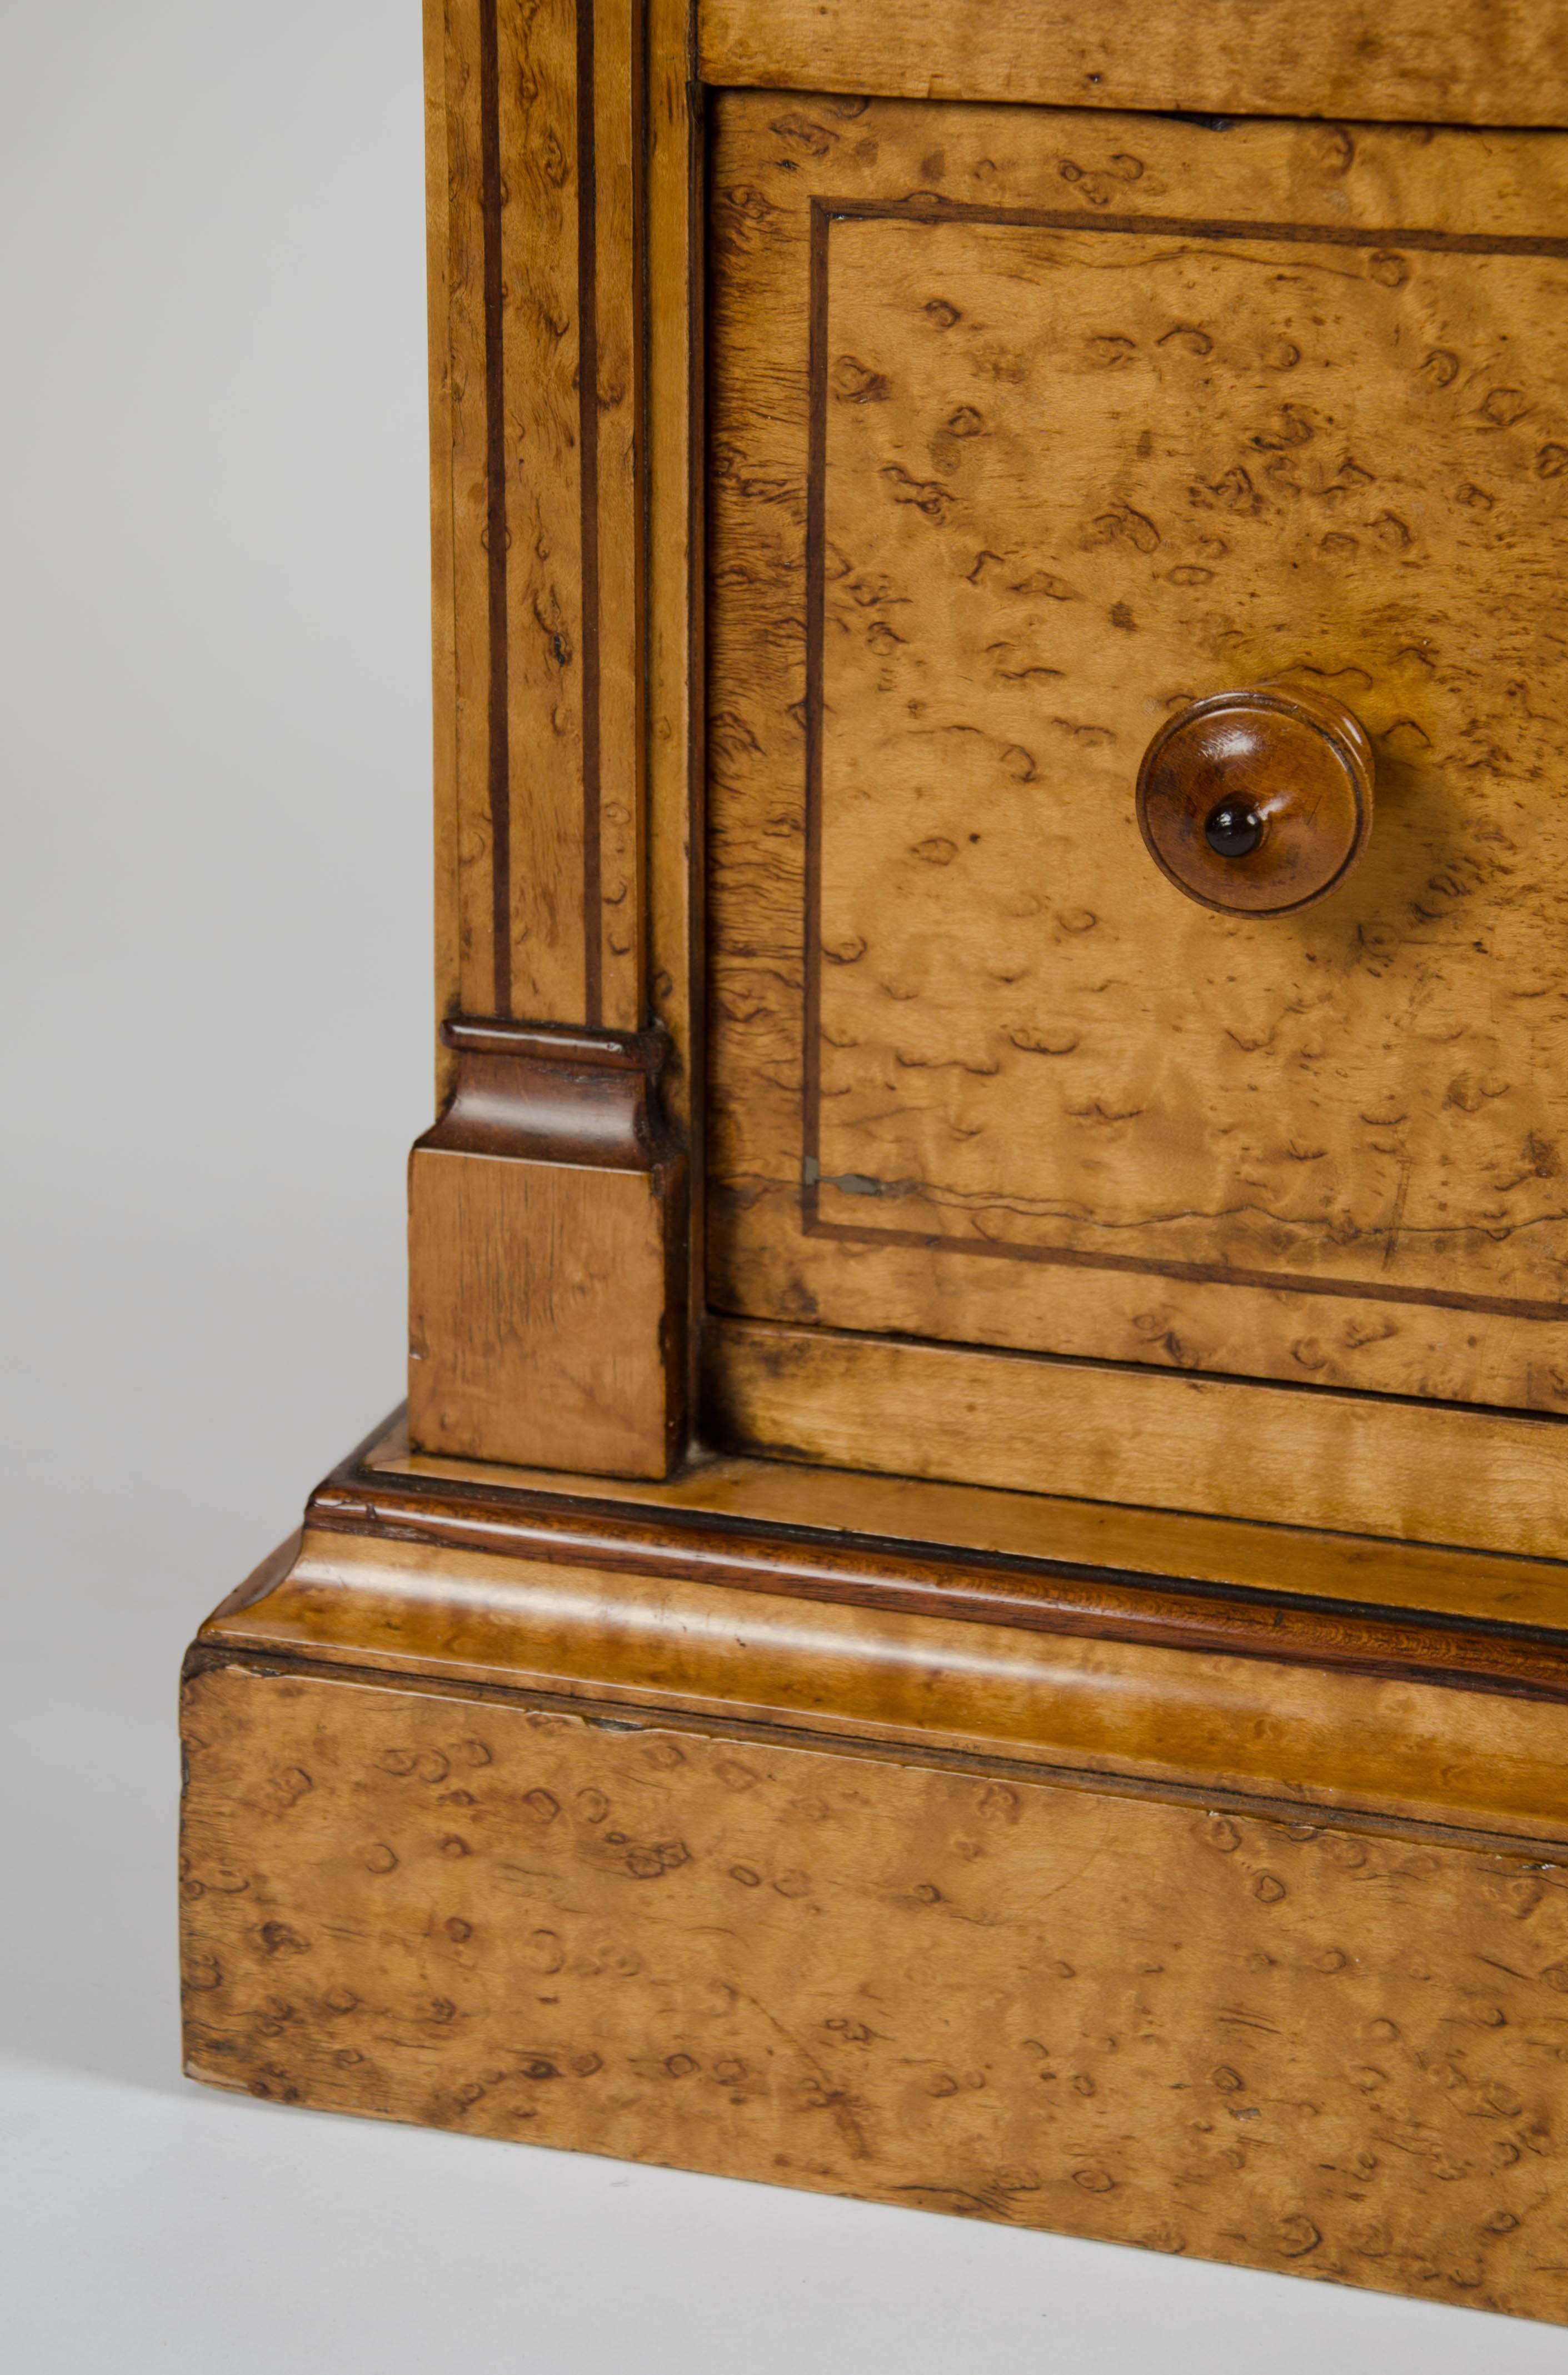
[180,1655,1568,2324]
[182,0,1568,2325]
[707,96,1568,1470]
[700,0,1568,128]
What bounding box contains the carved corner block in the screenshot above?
[408,1017,687,1476]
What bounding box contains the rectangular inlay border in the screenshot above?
[800,197,1568,1328]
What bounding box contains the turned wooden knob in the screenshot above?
[1135,682,1375,916]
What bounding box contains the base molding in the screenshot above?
[181,1411,1568,2322]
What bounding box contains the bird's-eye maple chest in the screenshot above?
[181,0,1568,2323]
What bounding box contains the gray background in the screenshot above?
[1,2,1561,2364]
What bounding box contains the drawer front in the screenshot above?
[707,96,1568,1422]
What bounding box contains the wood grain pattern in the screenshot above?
[584,0,644,1027]
[181,1658,1568,2320]
[645,0,702,1130]
[209,1514,1568,1838]
[424,0,460,1102]
[492,0,585,1020]
[366,1414,1568,1641]
[699,0,1568,129]
[315,1475,1568,1720]
[430,0,498,1015]
[192,17,1568,2298]
[425,0,697,1031]
[307,1407,1568,1730]
[712,1316,1568,1563]
[415,4,697,1470]
[408,1020,686,1475]
[706,95,1568,1440]
[1136,682,1376,918]
[645,0,703,1422]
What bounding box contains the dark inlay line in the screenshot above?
[800,199,832,1231]
[352,1440,1568,1574]
[308,1480,1568,1710]
[323,1467,1568,1621]
[337,1440,1568,1584]
[805,1215,1568,1326]
[685,68,710,1408]
[577,0,603,1024]
[823,199,1568,260]
[714,1304,1568,1434]
[480,0,511,1016]
[800,197,1568,1328]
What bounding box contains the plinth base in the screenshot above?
[181,1412,1568,2322]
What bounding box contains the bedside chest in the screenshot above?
[181,0,1568,2321]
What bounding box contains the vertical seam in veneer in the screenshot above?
[578,0,604,1024]
[480,0,512,1016]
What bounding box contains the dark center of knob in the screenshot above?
[1204,800,1265,859]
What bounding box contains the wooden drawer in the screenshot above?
[706,94,1568,1542]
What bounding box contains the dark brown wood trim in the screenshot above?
[480,0,511,1017]
[420,1017,681,1165]
[627,0,650,1026]
[802,1213,1568,1328]
[820,197,1568,260]
[683,66,710,1423]
[442,1014,669,1071]
[577,0,603,1024]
